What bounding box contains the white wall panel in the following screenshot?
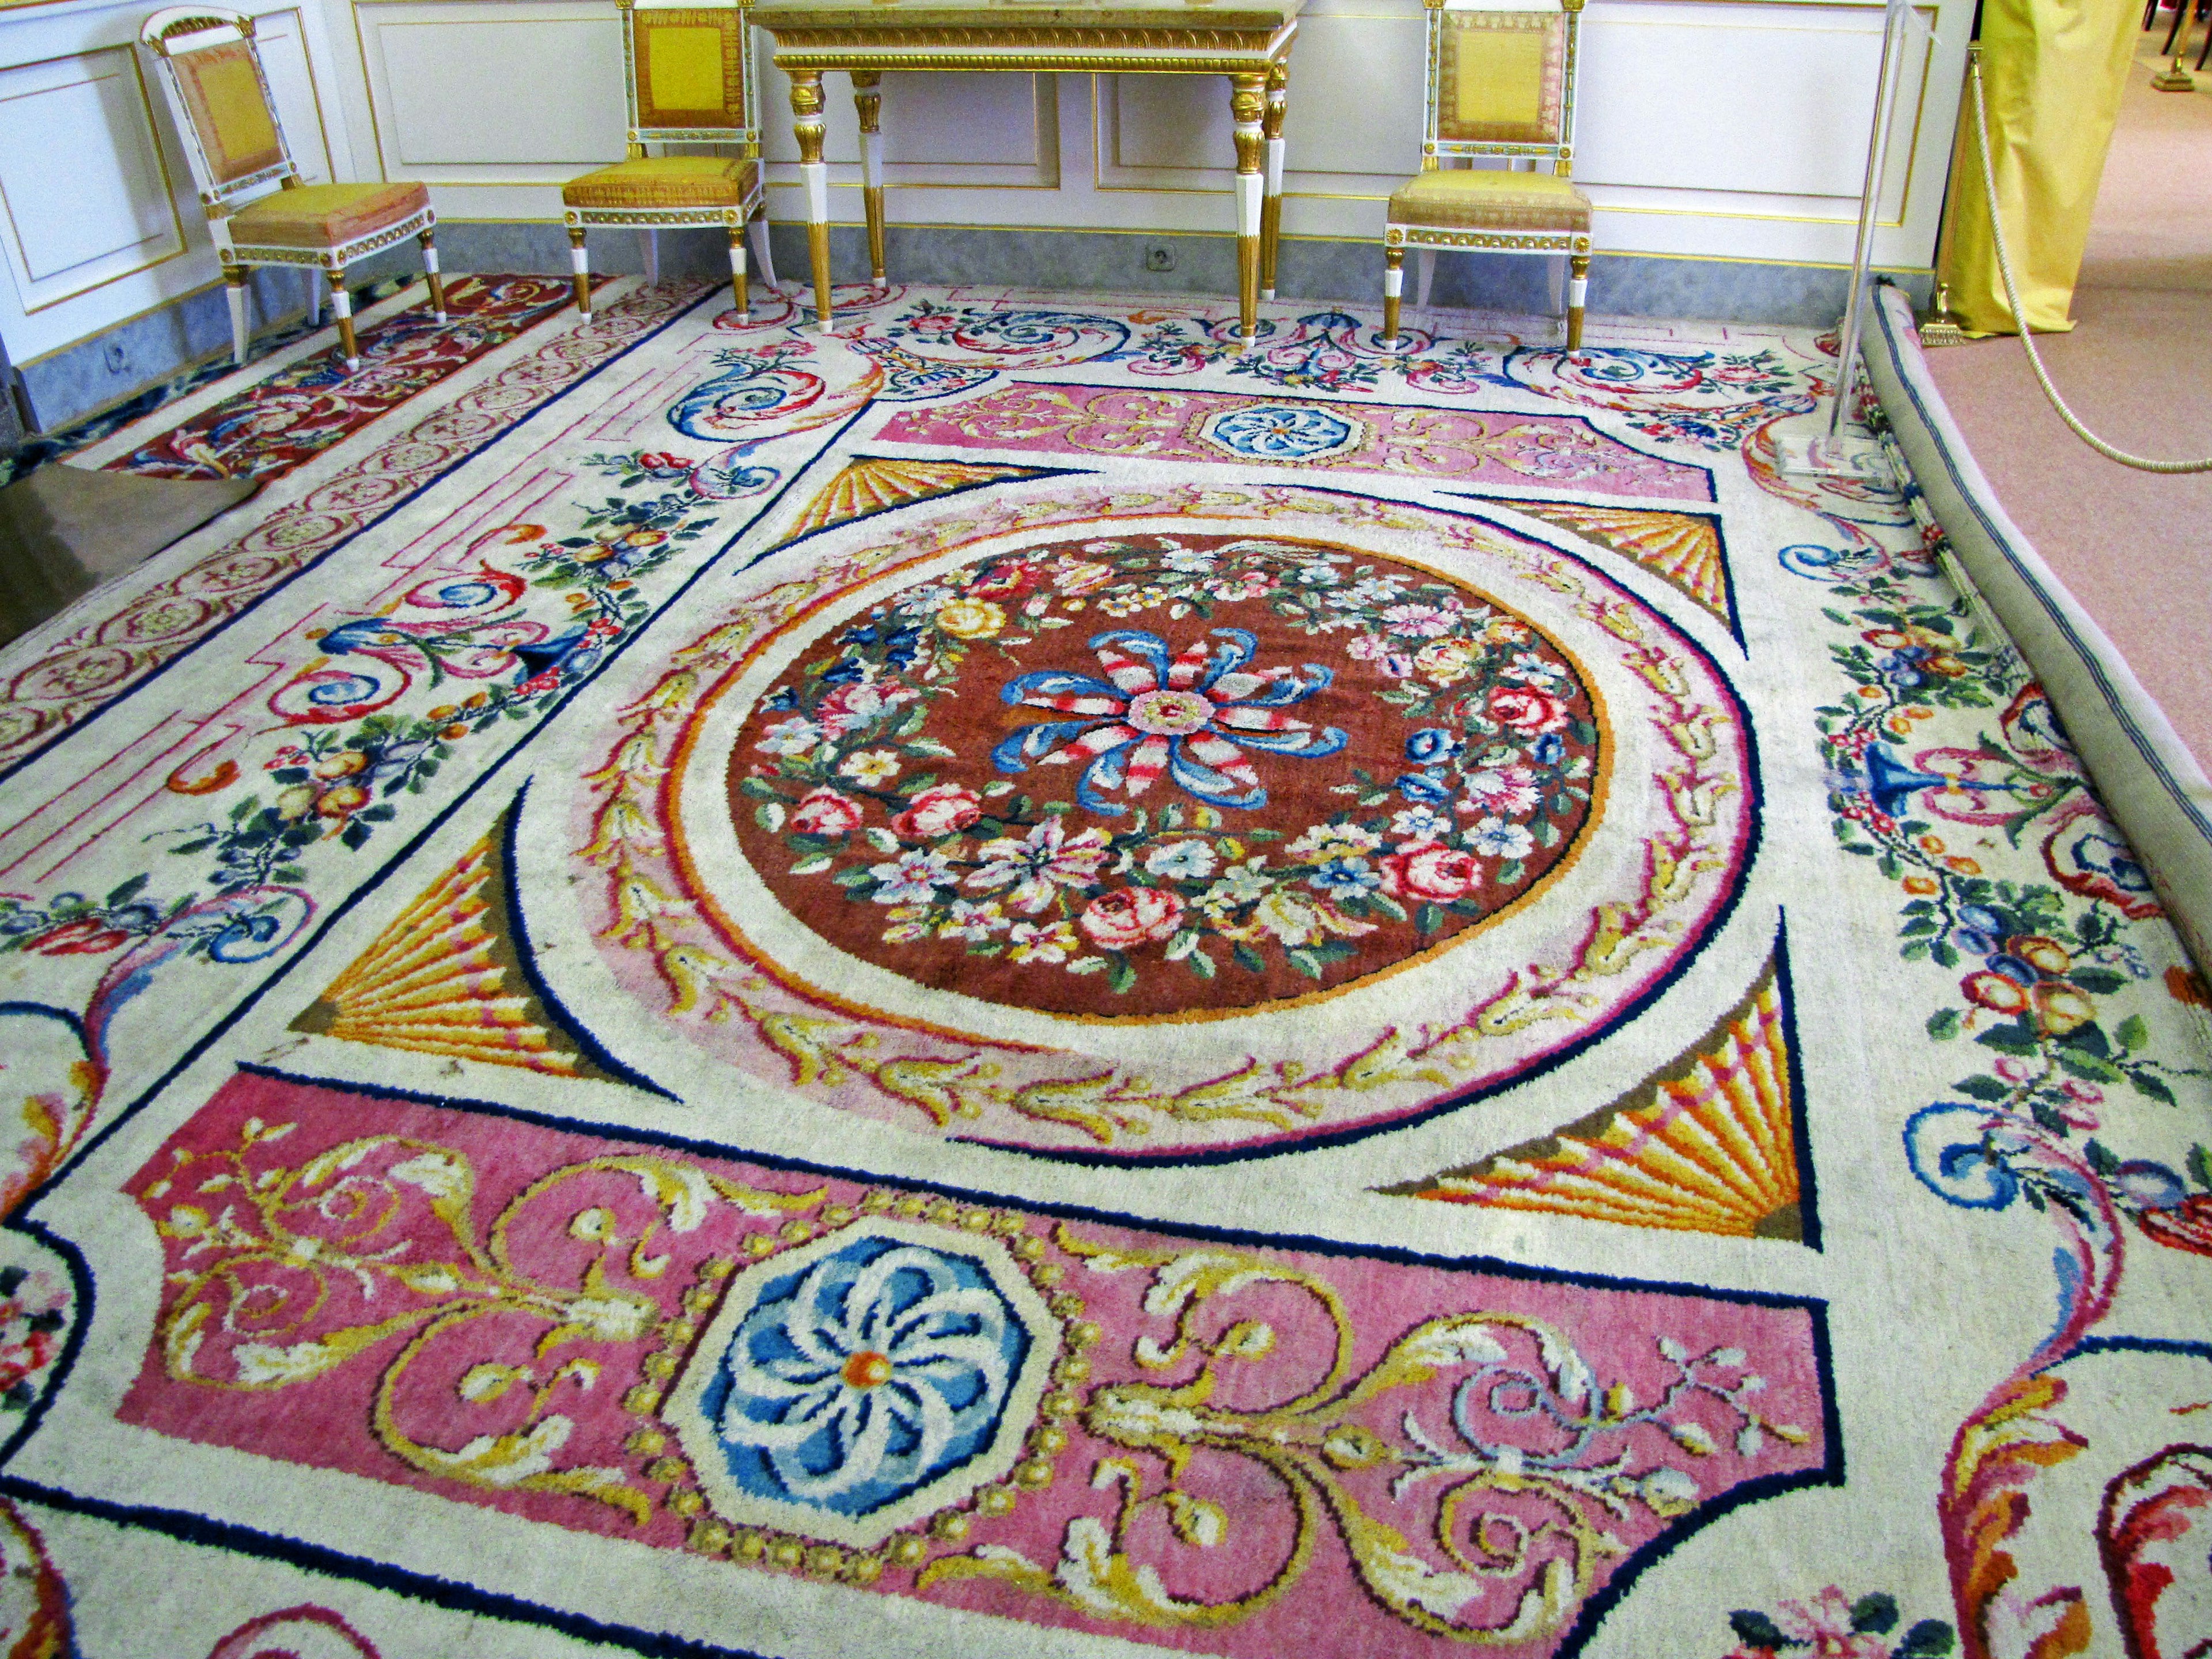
[0,0,368,368]
[0,47,183,302]
[1578,0,1930,211]
[756,60,1058,188]
[380,18,626,166]
[255,9,335,181]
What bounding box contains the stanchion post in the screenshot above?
[1829,0,1912,442]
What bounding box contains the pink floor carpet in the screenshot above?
[1922,32,2212,773]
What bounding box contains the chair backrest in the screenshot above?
[1422,0,1583,173]
[621,0,760,156]
[140,6,297,212]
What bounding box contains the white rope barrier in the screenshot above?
[1965,50,2212,472]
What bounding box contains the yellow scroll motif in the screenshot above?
[147,1118,823,1521]
[919,1229,1808,1643]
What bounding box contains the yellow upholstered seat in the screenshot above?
[1387,169,1592,235]
[141,6,444,374]
[229,181,434,249]
[560,156,760,211]
[560,0,773,320]
[1381,0,1596,350]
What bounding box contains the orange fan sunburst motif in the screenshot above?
[1385,963,1802,1241]
[291,832,588,1077]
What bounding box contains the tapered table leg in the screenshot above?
[790,68,834,332]
[853,70,887,290]
[1230,71,1266,349]
[1260,61,1286,302]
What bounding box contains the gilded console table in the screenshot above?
[751,0,1301,344]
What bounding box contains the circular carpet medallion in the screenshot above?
[720,532,1600,1020]
[562,483,1758,1160]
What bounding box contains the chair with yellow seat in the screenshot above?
[561,0,775,320]
[140,6,445,374]
[1381,0,1594,351]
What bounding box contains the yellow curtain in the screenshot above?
[1936,0,2138,334]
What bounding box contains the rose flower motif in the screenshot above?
[994,628,1346,813]
[1078,886,1186,951]
[791,788,864,836]
[891,783,983,840]
[1381,844,1478,903]
[1489,685,1572,736]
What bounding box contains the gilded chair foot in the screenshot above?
[1237,331,1256,352]
[342,357,361,374]
[1261,288,1276,302]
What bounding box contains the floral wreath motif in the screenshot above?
[732,532,1600,1005]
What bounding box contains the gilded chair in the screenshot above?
[1381,0,1594,351]
[561,0,776,319]
[141,6,445,374]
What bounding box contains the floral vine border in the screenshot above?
[1743,382,2212,1658]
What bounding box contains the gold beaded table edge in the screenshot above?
[754,0,1302,346]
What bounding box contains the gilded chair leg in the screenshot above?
[1381,245,1403,349]
[418,228,447,322]
[1567,252,1590,351]
[223,266,250,367]
[567,228,591,315]
[328,269,359,372]
[1230,71,1266,347]
[747,209,779,297]
[728,225,749,320]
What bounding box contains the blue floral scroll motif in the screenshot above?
[700,1234,1029,1519]
[1200,404,1362,461]
[994,628,1347,815]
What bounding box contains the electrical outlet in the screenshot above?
[1143,245,1176,274]
[102,342,127,376]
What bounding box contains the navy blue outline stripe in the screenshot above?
[18,397,873,1219]
[937,482,1767,1166]
[498,780,679,1100]
[1775,911,1821,1253]
[230,1057,1828,1305]
[0,1474,771,1659]
[1868,287,2212,849]
[0,283,722,794]
[2075,1335,2212,1365]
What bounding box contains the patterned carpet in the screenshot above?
[0,276,2205,1659]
